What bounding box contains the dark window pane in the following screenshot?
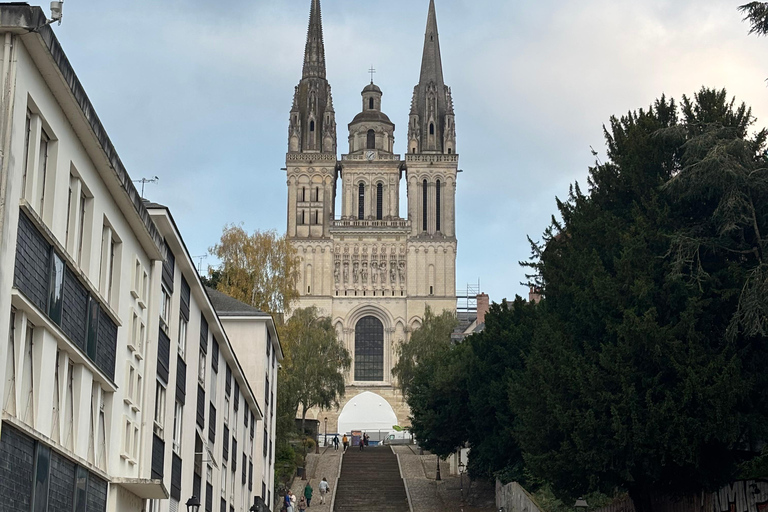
[85,296,99,359]
[354,316,384,381]
[74,465,88,512]
[47,251,65,324]
[32,444,51,512]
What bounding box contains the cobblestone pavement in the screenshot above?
[288,445,343,512]
[393,445,496,512]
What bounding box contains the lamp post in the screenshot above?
[458,461,466,503]
[185,496,201,512]
[324,417,328,447]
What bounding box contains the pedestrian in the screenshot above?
[319,477,330,504]
[364,433,369,447]
[304,481,313,507]
[333,434,339,451]
[342,434,349,452]
[284,491,293,512]
[359,433,364,451]
[290,491,297,512]
[298,496,307,512]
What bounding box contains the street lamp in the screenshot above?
[324,417,328,446]
[458,461,466,502]
[575,497,589,512]
[185,496,201,512]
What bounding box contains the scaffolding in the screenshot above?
[456,280,480,313]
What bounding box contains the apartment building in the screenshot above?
[146,204,269,512]
[0,5,274,512]
[205,288,282,510]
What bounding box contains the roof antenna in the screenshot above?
[133,176,159,198]
[49,2,63,25]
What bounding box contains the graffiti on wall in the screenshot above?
[713,480,768,512]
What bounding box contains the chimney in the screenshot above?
[476,293,489,325]
[529,286,542,304]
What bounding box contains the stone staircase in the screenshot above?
[333,446,410,512]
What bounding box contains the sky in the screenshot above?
[49,0,768,304]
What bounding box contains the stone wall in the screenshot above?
[496,480,542,512]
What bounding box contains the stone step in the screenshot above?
[333,447,409,512]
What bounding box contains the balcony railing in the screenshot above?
[330,219,411,230]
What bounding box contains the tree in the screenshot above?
[209,224,300,316]
[739,2,768,36]
[391,306,457,395]
[513,89,768,512]
[278,307,351,434]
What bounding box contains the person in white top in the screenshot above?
[319,477,331,504]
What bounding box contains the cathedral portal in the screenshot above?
[285,0,458,434]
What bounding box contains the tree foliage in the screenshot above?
[278,307,351,433]
[739,2,768,36]
[391,306,457,395]
[514,88,768,511]
[209,224,300,316]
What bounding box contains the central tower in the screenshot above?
[285,0,458,433]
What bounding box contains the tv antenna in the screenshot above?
[192,255,208,274]
[133,176,159,198]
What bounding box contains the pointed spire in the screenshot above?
[419,0,444,89]
[303,0,326,79]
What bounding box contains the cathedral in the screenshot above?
[285,0,458,435]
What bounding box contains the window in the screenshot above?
[309,120,315,132]
[376,183,383,220]
[265,377,270,405]
[74,466,88,512]
[198,350,206,386]
[221,463,227,497]
[77,190,88,265]
[132,258,142,298]
[266,331,271,357]
[154,382,166,436]
[224,395,230,425]
[32,443,51,512]
[65,177,74,247]
[422,180,428,231]
[85,296,99,359]
[354,316,384,381]
[436,179,441,232]
[315,187,319,201]
[358,183,365,220]
[368,97,374,109]
[47,250,64,324]
[37,130,50,215]
[161,287,171,326]
[178,316,187,359]
[300,210,305,225]
[122,416,133,459]
[125,364,136,406]
[99,222,120,305]
[173,401,183,453]
[314,210,318,225]
[366,129,375,149]
[429,123,434,135]
[21,111,31,198]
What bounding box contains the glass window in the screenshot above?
[154,382,166,436]
[178,316,187,359]
[366,129,375,149]
[161,288,171,325]
[436,179,441,232]
[32,443,51,512]
[358,183,365,220]
[173,401,183,453]
[21,111,31,198]
[77,191,88,266]
[85,296,99,359]
[73,465,88,512]
[376,183,383,220]
[37,130,49,215]
[422,180,428,231]
[47,251,64,324]
[198,350,206,386]
[354,316,384,381]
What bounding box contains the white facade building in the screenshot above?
[0,6,276,512]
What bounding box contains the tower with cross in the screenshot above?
[283,0,458,434]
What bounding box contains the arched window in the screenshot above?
[422,179,428,232]
[315,187,319,201]
[447,148,452,154]
[358,183,365,220]
[354,316,384,381]
[301,187,306,202]
[429,123,434,135]
[376,183,383,220]
[436,179,441,232]
[310,120,315,132]
[369,97,374,109]
[366,129,375,149]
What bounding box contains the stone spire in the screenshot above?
[303,0,326,79]
[418,0,444,93]
[408,0,456,155]
[288,0,336,154]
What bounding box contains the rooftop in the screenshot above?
[205,287,270,318]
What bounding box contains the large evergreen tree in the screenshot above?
[513,88,768,512]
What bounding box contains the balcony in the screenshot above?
[330,219,411,231]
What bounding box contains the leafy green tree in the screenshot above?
[391,306,457,394]
[464,298,537,482]
[514,89,768,512]
[278,307,351,434]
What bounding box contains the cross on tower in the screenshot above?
[368,65,376,83]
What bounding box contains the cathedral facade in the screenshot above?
[285,0,458,434]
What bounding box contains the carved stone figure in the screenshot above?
[361,262,368,284]
[371,262,378,284]
[352,262,359,284]
[343,262,349,284]
[390,262,397,284]
[334,261,340,284]
[398,260,406,282]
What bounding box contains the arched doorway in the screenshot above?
[337,391,398,436]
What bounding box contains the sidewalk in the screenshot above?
[288,445,343,511]
[393,445,496,512]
